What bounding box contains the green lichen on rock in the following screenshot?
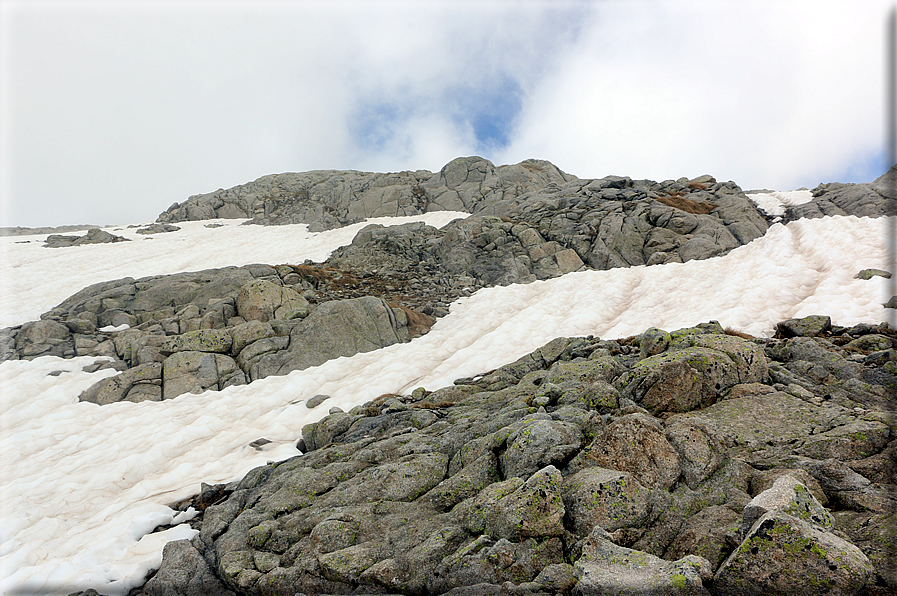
[714,512,872,596]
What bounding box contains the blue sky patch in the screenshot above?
[349,101,411,153]
[828,150,889,185]
[444,75,524,151]
[349,74,524,156]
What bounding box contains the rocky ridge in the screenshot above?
[782,165,897,222]
[157,156,774,271]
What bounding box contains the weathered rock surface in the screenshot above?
[43,227,130,248]
[159,157,773,275]
[136,223,181,234]
[784,164,897,221]
[713,476,874,595]
[157,157,577,229]
[574,527,710,595]
[2,160,788,401]
[0,223,100,237]
[136,319,894,595]
[6,160,896,595]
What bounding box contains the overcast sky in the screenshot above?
[1,0,893,227]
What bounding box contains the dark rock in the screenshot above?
[855,268,892,280]
[43,228,130,248]
[573,413,681,490]
[143,539,235,596]
[776,314,832,338]
[562,467,651,535]
[305,394,331,409]
[573,527,710,595]
[15,319,73,359]
[136,223,181,234]
[640,327,671,357]
[663,505,740,570]
[785,166,897,220]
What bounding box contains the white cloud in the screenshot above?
[1,0,893,226]
[497,1,892,188]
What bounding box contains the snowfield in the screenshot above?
[0,211,892,595]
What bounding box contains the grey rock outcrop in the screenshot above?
[574,528,710,595]
[80,362,163,404]
[158,157,773,275]
[136,223,181,234]
[157,157,576,230]
[162,351,246,398]
[714,476,873,595]
[243,296,410,380]
[140,319,895,595]
[784,164,897,220]
[0,224,99,237]
[143,539,236,596]
[43,228,130,248]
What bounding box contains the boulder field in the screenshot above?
[136,316,895,596]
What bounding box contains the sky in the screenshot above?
[0,211,891,594]
[0,0,894,228]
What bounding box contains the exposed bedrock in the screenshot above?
[129,316,896,596]
[157,156,776,271]
[783,164,897,221]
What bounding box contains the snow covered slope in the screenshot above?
[0,212,892,595]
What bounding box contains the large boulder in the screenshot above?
[80,363,162,404]
[573,528,711,595]
[574,413,682,490]
[235,279,310,322]
[43,228,130,248]
[499,418,582,479]
[664,417,728,489]
[562,467,651,535]
[775,314,832,338]
[715,511,872,595]
[714,475,873,595]
[483,465,566,542]
[229,321,276,356]
[14,319,73,359]
[162,351,246,399]
[664,505,742,570]
[143,539,235,596]
[738,475,834,538]
[617,334,768,415]
[666,391,841,456]
[248,296,409,378]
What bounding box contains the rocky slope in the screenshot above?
[157,156,775,271]
[2,158,784,400]
[2,158,894,595]
[156,157,896,233]
[137,315,896,596]
[782,165,897,221]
